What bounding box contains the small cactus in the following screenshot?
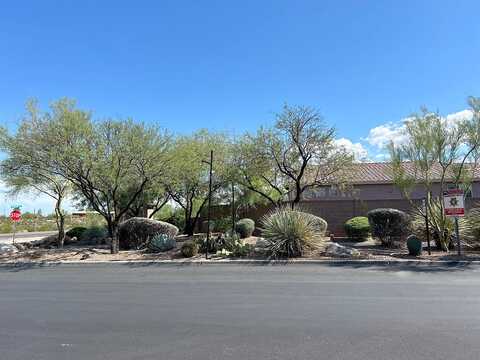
[181,241,198,258]
[407,235,423,256]
[148,233,176,252]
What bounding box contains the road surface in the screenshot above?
[1,263,480,360]
[0,231,57,244]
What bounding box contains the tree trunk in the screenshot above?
[184,218,195,236]
[54,197,65,248]
[108,220,119,254]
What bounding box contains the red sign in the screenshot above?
[443,189,465,217]
[9,209,21,222]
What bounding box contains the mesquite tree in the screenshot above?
[9,98,171,253]
[235,104,353,208]
[0,101,70,247]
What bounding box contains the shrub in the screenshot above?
[202,220,215,233]
[147,233,176,252]
[406,235,422,256]
[79,226,108,245]
[367,208,409,247]
[410,201,467,250]
[181,241,198,258]
[235,218,255,238]
[463,207,480,246]
[118,217,179,250]
[260,207,325,258]
[66,226,87,239]
[344,217,370,240]
[213,217,233,233]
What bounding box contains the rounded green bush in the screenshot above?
[235,218,255,238]
[181,241,198,258]
[148,233,176,252]
[118,217,179,250]
[407,235,423,256]
[79,226,108,245]
[66,226,88,239]
[344,216,370,240]
[367,208,409,247]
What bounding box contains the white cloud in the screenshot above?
[334,138,369,161]
[365,109,473,151]
[364,122,407,149]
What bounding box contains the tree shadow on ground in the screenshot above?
[323,261,476,273]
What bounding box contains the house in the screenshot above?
[297,162,480,235]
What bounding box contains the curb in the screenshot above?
[1,258,480,267]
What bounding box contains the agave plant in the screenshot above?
[260,207,325,258]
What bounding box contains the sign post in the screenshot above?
[443,189,464,256]
[9,207,22,244]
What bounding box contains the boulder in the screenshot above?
[254,237,269,255]
[324,242,360,257]
[0,244,18,255]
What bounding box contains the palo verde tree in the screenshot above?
[0,101,70,247]
[15,98,171,253]
[165,130,231,235]
[236,104,353,209]
[389,97,480,251]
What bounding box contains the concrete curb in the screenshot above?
[1,258,480,267]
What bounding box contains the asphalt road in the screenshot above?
[0,231,57,244]
[1,263,480,360]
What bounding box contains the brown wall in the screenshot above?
[204,182,480,236]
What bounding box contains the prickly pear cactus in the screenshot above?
[147,233,176,252]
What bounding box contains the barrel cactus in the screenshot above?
[407,235,423,256]
[147,233,176,252]
[235,218,255,238]
[181,241,198,258]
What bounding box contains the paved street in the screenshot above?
[0,231,57,244]
[1,263,480,360]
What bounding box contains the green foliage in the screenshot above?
[79,226,108,244]
[147,233,176,252]
[367,208,409,247]
[344,216,370,240]
[66,226,87,239]
[202,220,215,233]
[464,207,480,244]
[235,218,255,238]
[260,207,325,258]
[212,216,233,233]
[181,241,198,258]
[406,235,423,256]
[118,217,179,250]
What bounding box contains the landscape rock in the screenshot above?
[324,242,360,257]
[0,244,18,254]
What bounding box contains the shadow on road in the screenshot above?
[323,261,476,273]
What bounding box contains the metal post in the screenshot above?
[231,182,235,236]
[205,150,213,260]
[12,222,16,244]
[424,198,431,255]
[455,217,461,256]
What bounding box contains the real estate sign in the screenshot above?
[443,189,465,217]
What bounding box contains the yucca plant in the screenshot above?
[260,207,325,258]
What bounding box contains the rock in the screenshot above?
[325,242,360,257]
[0,244,18,254]
[13,243,26,251]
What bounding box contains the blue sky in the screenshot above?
[1,0,480,213]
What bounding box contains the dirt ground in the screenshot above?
[2,236,480,263]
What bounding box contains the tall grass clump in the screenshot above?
[260,207,325,258]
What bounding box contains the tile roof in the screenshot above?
[326,162,480,185]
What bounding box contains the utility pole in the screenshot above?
[231,182,235,236]
[205,150,213,260]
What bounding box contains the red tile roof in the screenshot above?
[327,162,480,185]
